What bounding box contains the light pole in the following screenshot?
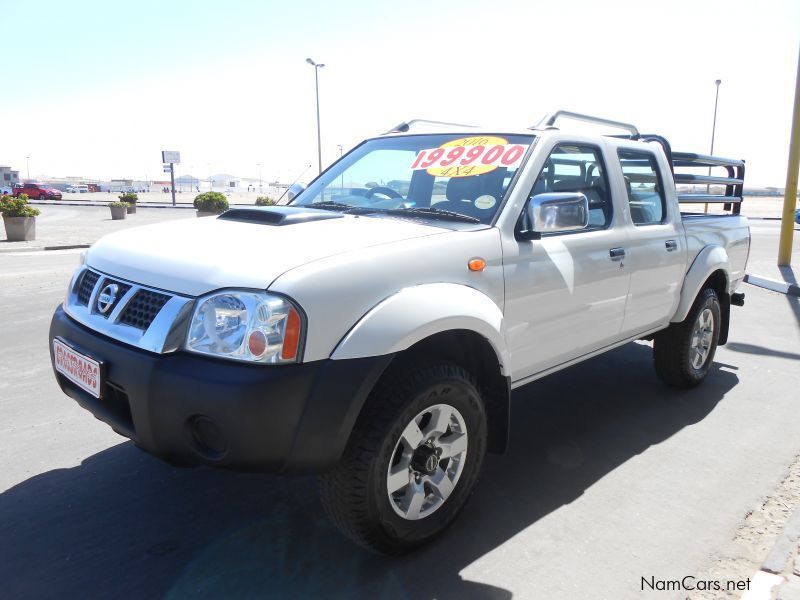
[306,57,325,174]
[704,79,722,212]
[337,144,343,190]
[257,163,263,194]
[710,79,722,156]
[25,156,30,180]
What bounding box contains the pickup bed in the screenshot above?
[49,110,749,554]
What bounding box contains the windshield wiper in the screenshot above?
[383,206,481,224]
[305,201,358,211]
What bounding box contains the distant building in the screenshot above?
[1,165,20,189]
[174,175,202,192]
[210,174,241,190]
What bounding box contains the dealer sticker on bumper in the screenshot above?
[53,338,102,398]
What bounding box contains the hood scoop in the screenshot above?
[218,206,344,226]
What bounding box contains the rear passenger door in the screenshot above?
[616,148,686,334]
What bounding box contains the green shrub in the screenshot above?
[119,192,138,204]
[109,201,130,208]
[194,191,229,214]
[0,194,41,218]
[255,196,277,206]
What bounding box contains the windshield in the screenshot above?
[292,133,535,225]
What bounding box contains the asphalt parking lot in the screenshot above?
[0,216,798,599]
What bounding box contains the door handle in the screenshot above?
[609,247,626,261]
[665,239,678,252]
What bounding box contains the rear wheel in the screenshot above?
[319,363,487,555]
[653,287,721,388]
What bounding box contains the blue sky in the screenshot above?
[1,0,799,186]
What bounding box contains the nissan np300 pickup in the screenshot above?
[50,111,750,554]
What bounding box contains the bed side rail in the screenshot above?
[671,152,745,214]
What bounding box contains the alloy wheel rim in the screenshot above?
[690,307,714,369]
[386,403,468,520]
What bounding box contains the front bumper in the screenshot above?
[49,305,392,472]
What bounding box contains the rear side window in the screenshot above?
[618,150,666,225]
[528,144,612,230]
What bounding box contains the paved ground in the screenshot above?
[0,220,798,599]
[0,205,194,252]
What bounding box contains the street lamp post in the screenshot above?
[257,163,263,194]
[704,79,722,212]
[306,58,325,174]
[25,156,30,181]
[337,144,343,190]
[710,79,722,156]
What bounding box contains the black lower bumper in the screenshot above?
[49,306,393,472]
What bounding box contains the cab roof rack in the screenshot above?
[383,119,480,135]
[534,110,640,138]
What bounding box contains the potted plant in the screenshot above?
[255,195,277,206]
[194,191,229,217]
[1,194,41,241]
[109,201,129,220]
[119,192,138,214]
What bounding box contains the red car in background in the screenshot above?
[12,183,62,200]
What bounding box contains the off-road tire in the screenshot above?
[319,363,487,555]
[653,287,721,388]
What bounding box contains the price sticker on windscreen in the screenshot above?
[410,136,528,178]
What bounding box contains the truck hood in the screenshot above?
[85,209,445,296]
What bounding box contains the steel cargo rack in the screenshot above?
[536,110,745,214]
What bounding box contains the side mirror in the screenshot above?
[517,192,589,240]
[287,182,307,202]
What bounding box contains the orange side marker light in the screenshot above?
[468,258,486,272]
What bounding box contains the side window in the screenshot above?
[618,150,666,225]
[528,144,611,230]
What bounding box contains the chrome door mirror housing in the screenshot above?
[517,192,589,240]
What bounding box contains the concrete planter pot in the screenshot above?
[197,211,218,218]
[126,204,137,214]
[110,206,127,220]
[2,216,36,241]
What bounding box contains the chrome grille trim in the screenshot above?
[63,266,193,354]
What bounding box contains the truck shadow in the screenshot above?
[0,342,737,600]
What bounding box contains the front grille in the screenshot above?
[65,267,187,352]
[119,289,171,330]
[76,270,100,305]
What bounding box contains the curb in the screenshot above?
[740,507,800,599]
[0,243,90,254]
[26,200,263,209]
[744,274,800,297]
[762,507,800,575]
[27,200,195,209]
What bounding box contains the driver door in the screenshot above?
[502,142,631,382]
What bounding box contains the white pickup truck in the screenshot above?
[49,111,749,554]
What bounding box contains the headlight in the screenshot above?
[186,291,304,364]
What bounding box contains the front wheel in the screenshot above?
[320,363,487,555]
[39,193,47,200]
[653,287,721,388]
